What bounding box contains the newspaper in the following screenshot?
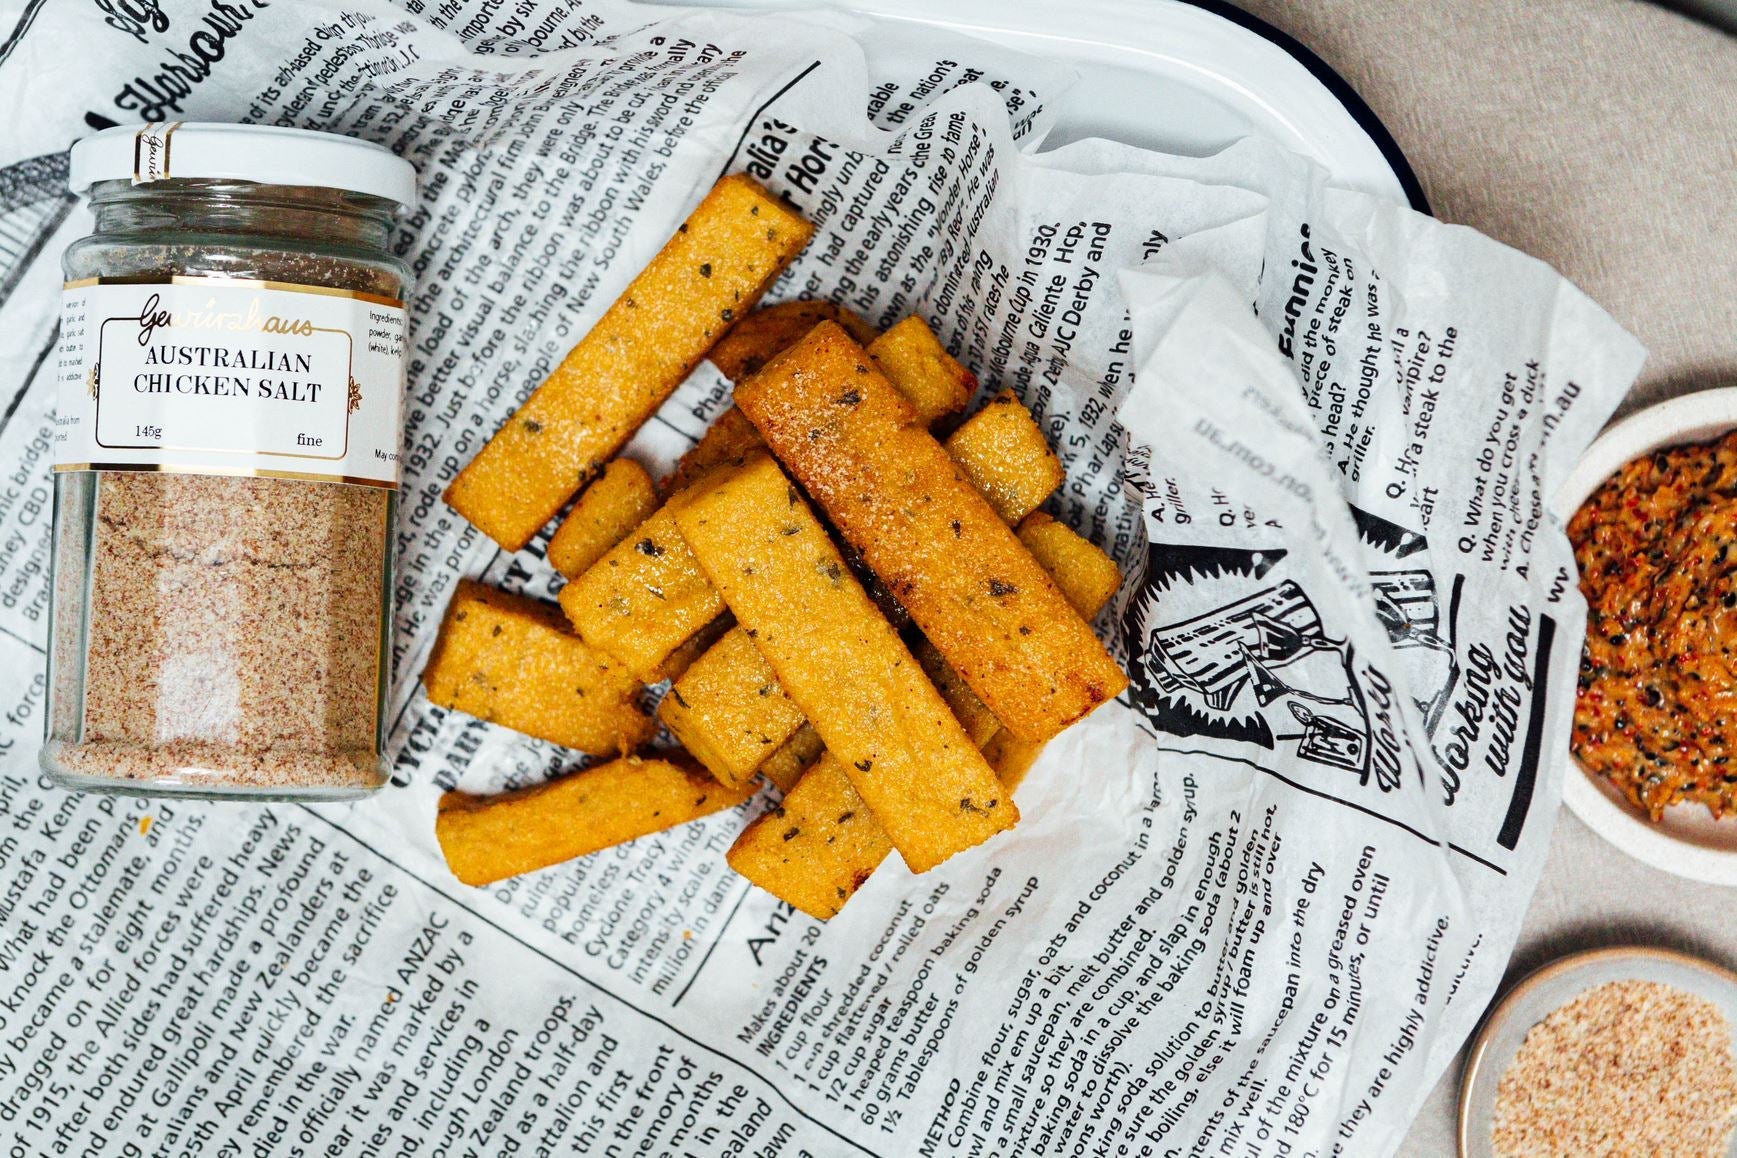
[0,1,1646,1154]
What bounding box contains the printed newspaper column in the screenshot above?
[0,785,860,1155]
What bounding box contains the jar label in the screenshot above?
[55,278,407,488]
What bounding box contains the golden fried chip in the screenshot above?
[667,316,987,499]
[437,755,753,886]
[867,316,976,424]
[728,720,1053,918]
[708,300,877,382]
[665,407,766,496]
[647,615,735,685]
[943,390,1064,524]
[922,515,1124,751]
[1017,512,1123,621]
[734,322,1127,741]
[422,580,653,755]
[445,175,812,550]
[916,638,1001,747]
[673,454,1016,871]
[546,458,660,579]
[659,626,804,789]
[726,543,1115,917]
[669,304,876,496]
[672,473,1124,786]
[558,504,724,682]
[758,723,825,794]
[983,731,1048,793]
[726,753,892,920]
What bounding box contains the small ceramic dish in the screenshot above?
[1458,945,1737,1157]
[1550,388,1737,886]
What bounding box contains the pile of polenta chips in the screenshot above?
[425,174,1126,919]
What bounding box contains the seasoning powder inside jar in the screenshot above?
[43,123,416,799]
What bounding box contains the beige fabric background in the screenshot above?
[1235,0,1736,411]
[1218,0,1737,1150]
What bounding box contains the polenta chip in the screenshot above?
[445,174,812,550]
[665,316,968,498]
[983,731,1048,793]
[422,580,653,755]
[648,615,735,685]
[735,731,1065,918]
[758,723,824,794]
[559,504,724,682]
[867,316,976,424]
[659,626,804,789]
[669,448,1123,786]
[914,638,1001,747]
[732,541,1118,917]
[922,515,1124,752]
[734,322,1127,741]
[547,458,659,579]
[673,454,1016,872]
[1017,512,1123,621]
[726,753,891,920]
[437,755,752,886]
[708,300,877,382]
[670,304,874,495]
[943,390,1064,524]
[665,406,766,496]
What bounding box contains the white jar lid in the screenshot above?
[69,122,417,208]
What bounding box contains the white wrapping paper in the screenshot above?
[0,1,1645,1154]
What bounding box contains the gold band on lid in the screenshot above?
[131,121,182,185]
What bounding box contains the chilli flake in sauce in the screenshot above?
[1570,431,1737,820]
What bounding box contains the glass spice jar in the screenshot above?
[43,123,416,799]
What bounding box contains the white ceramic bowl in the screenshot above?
[1458,946,1737,1157]
[1550,387,1737,886]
